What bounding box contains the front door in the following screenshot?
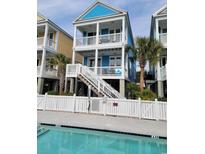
[89,58,101,67]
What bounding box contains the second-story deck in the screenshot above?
[73,18,127,50]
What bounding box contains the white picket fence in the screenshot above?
[37,94,167,121]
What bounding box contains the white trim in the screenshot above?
[153,5,167,17]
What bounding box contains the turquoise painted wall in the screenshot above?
[84,57,88,65]
[102,56,109,66]
[81,4,118,20]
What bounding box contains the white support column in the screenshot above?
[73,26,77,47]
[94,49,98,74]
[157,59,161,81]
[72,49,76,64]
[55,31,59,51]
[40,24,49,77]
[122,16,125,44]
[96,22,99,45]
[121,47,125,77]
[155,19,159,40]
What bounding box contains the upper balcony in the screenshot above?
[157,19,167,47]
[74,19,126,50]
[37,37,56,51]
[37,24,58,52]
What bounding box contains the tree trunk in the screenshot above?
[140,67,145,92]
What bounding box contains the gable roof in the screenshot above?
[74,0,126,22]
[153,5,167,17]
[37,12,73,40]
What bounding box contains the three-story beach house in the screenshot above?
[150,5,167,98]
[37,13,82,94]
[65,1,136,98]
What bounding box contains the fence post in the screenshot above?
[43,93,48,111]
[103,96,107,116]
[155,98,159,121]
[138,97,141,119]
[73,93,76,113]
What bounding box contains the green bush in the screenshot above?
[127,83,157,100]
[47,91,58,95]
[140,88,157,101]
[60,92,74,96]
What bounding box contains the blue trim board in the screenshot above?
[81,4,119,20]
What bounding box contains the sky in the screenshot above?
[37,0,166,37]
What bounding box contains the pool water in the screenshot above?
[37,126,167,154]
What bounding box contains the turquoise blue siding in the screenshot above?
[128,29,134,46]
[81,4,118,20]
[84,57,88,65]
[102,56,109,66]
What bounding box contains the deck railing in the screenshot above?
[37,66,58,77]
[37,94,167,121]
[99,33,122,44]
[89,66,123,77]
[159,33,167,47]
[76,36,96,46]
[75,33,122,47]
[37,37,56,50]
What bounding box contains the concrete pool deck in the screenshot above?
[37,111,167,138]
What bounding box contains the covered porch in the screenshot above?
[74,48,127,79]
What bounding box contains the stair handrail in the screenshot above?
[78,64,124,98]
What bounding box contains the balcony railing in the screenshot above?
[37,66,58,77]
[159,33,167,47]
[75,33,122,47]
[37,66,41,76]
[99,33,122,44]
[89,66,123,77]
[76,36,96,47]
[160,65,167,81]
[37,37,56,50]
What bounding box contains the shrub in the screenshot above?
[47,91,58,95]
[140,88,157,101]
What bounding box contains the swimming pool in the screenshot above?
[38,125,167,154]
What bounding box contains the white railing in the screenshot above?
[76,36,96,47]
[37,66,41,76]
[75,33,122,47]
[160,65,167,81]
[37,94,167,121]
[37,37,56,50]
[159,33,167,47]
[45,68,58,77]
[37,66,58,77]
[66,64,124,99]
[89,66,123,77]
[99,33,122,44]
[37,37,44,48]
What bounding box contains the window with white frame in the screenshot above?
[109,56,121,67]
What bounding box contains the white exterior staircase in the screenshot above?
[66,64,125,99]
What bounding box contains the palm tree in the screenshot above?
[126,37,163,92]
[48,53,70,95]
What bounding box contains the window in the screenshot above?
[162,28,167,33]
[37,59,40,66]
[110,30,114,34]
[49,33,53,39]
[109,56,121,66]
[116,57,121,66]
[116,29,121,33]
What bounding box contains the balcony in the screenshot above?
[159,33,167,47]
[37,37,56,51]
[75,33,122,47]
[37,66,58,78]
[89,66,123,78]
